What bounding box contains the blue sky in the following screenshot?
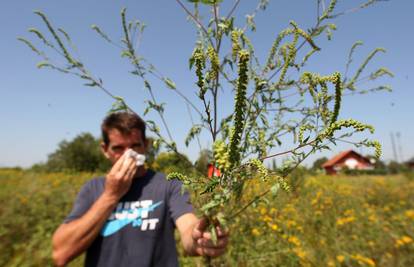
[1,0,413,168]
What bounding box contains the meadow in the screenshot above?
[0,169,413,266]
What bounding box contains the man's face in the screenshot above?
[101,128,147,164]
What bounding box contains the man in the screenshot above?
[52,112,228,266]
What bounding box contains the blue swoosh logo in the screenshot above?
[101,201,163,237]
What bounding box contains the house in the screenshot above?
[322,150,374,175]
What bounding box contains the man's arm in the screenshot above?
[176,213,229,257]
[52,153,137,266]
[52,193,118,266]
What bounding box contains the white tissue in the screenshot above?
[125,149,146,166]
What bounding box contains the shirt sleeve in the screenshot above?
[168,179,194,222]
[63,180,94,223]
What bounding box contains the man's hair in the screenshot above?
[101,112,146,145]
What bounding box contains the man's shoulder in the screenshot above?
[79,176,105,194]
[147,170,182,187]
[148,170,167,181]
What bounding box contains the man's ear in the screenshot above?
[101,142,110,159]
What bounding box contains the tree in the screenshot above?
[194,149,213,175]
[366,154,386,169]
[40,133,110,172]
[312,156,328,171]
[152,152,194,176]
[145,137,161,169]
[387,160,406,174]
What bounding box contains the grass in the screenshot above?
[0,169,413,266]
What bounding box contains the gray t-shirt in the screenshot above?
[64,170,193,267]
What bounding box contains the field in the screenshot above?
[0,169,413,266]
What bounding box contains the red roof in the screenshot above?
[322,150,370,168]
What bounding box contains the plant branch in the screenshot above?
[175,0,214,47]
[226,0,241,20]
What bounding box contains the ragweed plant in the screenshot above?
[20,0,392,265]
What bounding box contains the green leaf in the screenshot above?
[121,50,133,58]
[209,224,218,246]
[246,15,256,31]
[167,172,187,181]
[200,199,219,212]
[187,0,223,5]
[164,78,176,90]
[36,61,51,69]
[58,28,72,43]
[270,183,280,196]
[108,97,128,113]
[17,37,41,55]
[84,82,98,87]
[185,125,202,147]
[216,212,227,229]
[189,57,195,70]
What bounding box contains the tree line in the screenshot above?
[30,132,211,176]
[30,132,413,177]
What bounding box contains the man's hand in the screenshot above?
[191,218,229,257]
[52,151,139,266]
[103,149,138,201]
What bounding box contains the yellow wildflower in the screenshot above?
[315,210,322,216]
[336,216,355,226]
[263,215,272,222]
[324,197,333,206]
[283,204,296,213]
[336,255,345,263]
[251,228,260,236]
[327,260,335,267]
[293,247,307,260]
[344,209,354,216]
[270,224,279,231]
[402,236,413,244]
[311,190,323,205]
[395,235,413,248]
[286,220,297,228]
[288,236,301,246]
[405,210,414,220]
[351,254,376,267]
[368,214,377,223]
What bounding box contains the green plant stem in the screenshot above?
[141,58,204,117]
[229,146,317,220]
[226,0,241,19]
[260,140,317,161]
[203,256,213,267]
[186,103,202,151]
[121,10,174,142]
[175,0,214,47]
